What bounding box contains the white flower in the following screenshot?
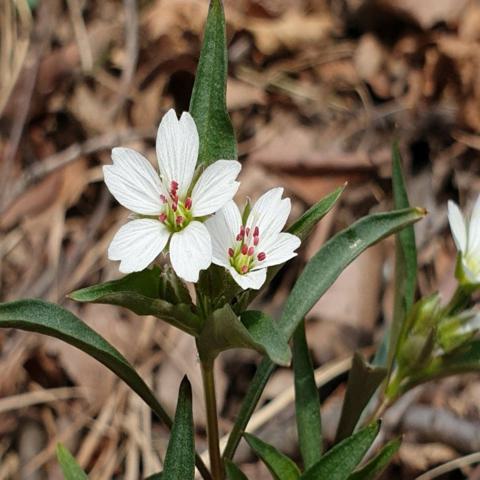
[103,109,241,282]
[206,188,301,290]
[448,195,480,284]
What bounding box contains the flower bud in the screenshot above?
[397,294,441,371]
[438,310,480,353]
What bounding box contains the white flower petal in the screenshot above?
[205,201,242,266]
[448,200,467,253]
[104,148,164,215]
[468,194,480,253]
[170,221,212,282]
[257,232,301,268]
[108,219,169,273]
[191,160,241,217]
[228,266,266,290]
[247,187,291,240]
[156,109,198,198]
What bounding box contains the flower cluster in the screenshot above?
[104,109,300,288]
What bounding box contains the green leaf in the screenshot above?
[0,300,211,480]
[288,185,346,242]
[224,207,426,461]
[225,460,248,480]
[300,422,380,480]
[348,437,401,480]
[145,475,163,480]
[335,353,386,442]
[387,144,418,369]
[293,320,322,468]
[56,444,88,480]
[189,0,236,166]
[244,433,301,480]
[241,311,292,366]
[280,208,424,340]
[69,268,202,336]
[163,377,195,480]
[197,305,291,366]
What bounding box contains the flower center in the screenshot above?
[228,224,266,275]
[158,180,193,232]
[465,252,480,277]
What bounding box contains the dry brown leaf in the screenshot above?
[227,78,266,110]
[246,10,333,55]
[386,0,469,29]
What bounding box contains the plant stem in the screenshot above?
[200,357,224,480]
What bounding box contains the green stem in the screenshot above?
[200,357,224,480]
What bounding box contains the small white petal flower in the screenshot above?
[104,109,241,281]
[448,195,480,284]
[206,188,301,290]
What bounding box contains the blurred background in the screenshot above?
[1,0,480,478]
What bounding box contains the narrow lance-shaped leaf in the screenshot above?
[189,0,236,166]
[335,353,386,442]
[225,460,248,480]
[69,269,202,337]
[387,144,418,369]
[56,444,88,480]
[293,320,322,468]
[244,433,301,480]
[348,437,401,480]
[163,377,195,480]
[224,207,425,460]
[300,422,381,480]
[0,300,211,480]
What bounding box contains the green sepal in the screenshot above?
[189,0,236,166]
[163,377,195,480]
[244,433,301,480]
[56,443,89,480]
[300,422,381,480]
[196,305,291,366]
[348,437,401,480]
[335,353,386,442]
[69,267,202,337]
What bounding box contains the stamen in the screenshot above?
[228,248,234,257]
[170,180,179,192]
[257,252,266,261]
[254,226,259,237]
[159,213,167,223]
[253,236,259,246]
[248,246,254,256]
[172,202,178,212]
[236,234,242,241]
[241,265,249,274]
[160,194,167,204]
[241,244,248,255]
[245,227,250,236]
[185,197,192,210]
[176,215,184,225]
